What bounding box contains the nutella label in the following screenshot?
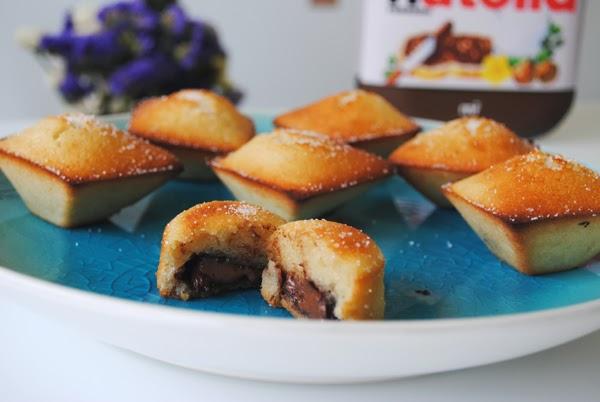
[359,0,581,92]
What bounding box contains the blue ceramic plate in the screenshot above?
[1,114,599,321]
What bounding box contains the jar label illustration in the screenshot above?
[359,0,581,92]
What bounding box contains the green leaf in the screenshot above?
[508,56,522,67]
[535,49,552,63]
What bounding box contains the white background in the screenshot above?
[0,0,598,119]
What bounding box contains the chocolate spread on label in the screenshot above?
[178,254,261,297]
[358,0,582,137]
[282,272,336,319]
[405,22,492,65]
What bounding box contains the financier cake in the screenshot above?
[0,114,181,228]
[389,116,534,207]
[261,219,385,320]
[210,129,392,221]
[443,151,600,275]
[273,90,420,156]
[157,201,285,300]
[129,89,254,179]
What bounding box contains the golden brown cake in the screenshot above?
[261,219,385,320]
[389,117,534,207]
[157,201,285,300]
[129,89,255,179]
[0,114,181,228]
[443,151,600,275]
[210,129,392,221]
[273,90,420,156]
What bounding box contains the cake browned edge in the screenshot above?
[0,146,183,186]
[209,157,392,201]
[442,183,600,274]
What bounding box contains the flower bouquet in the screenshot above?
[18,0,242,114]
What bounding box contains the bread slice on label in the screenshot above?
[273,90,420,156]
[261,219,385,320]
[210,129,392,221]
[129,89,254,179]
[157,201,285,300]
[389,117,534,207]
[443,151,600,275]
[0,114,181,228]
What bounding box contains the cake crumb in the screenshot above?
[175,90,216,113]
[544,156,562,171]
[338,90,359,106]
[465,118,482,135]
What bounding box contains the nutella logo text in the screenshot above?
[390,0,576,12]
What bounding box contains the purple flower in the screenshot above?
[30,0,243,111]
[72,29,127,66]
[162,4,187,37]
[179,21,204,70]
[98,0,159,31]
[145,0,177,12]
[39,34,72,55]
[41,28,128,70]
[133,32,155,56]
[62,12,74,34]
[59,71,93,101]
[108,54,178,96]
[98,1,136,23]
[120,30,156,56]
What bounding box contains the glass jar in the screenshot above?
[358,0,583,137]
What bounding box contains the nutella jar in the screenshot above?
[358,0,583,137]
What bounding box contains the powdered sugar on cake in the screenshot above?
[465,118,482,135]
[3,114,182,183]
[227,202,259,217]
[544,156,562,171]
[63,113,98,129]
[274,130,354,158]
[462,151,600,223]
[175,90,216,114]
[63,113,117,134]
[338,90,360,107]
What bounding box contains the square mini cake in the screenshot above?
[210,129,392,220]
[0,114,181,227]
[262,219,385,320]
[129,89,254,179]
[443,151,600,275]
[273,90,420,156]
[389,117,534,207]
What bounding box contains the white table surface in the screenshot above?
[1,104,599,401]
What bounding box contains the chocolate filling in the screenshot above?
[281,272,336,319]
[404,22,492,65]
[177,254,261,297]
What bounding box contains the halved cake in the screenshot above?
[443,151,600,275]
[389,117,534,207]
[261,219,385,320]
[157,201,285,300]
[210,129,392,221]
[129,89,255,179]
[0,114,181,227]
[273,90,420,156]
